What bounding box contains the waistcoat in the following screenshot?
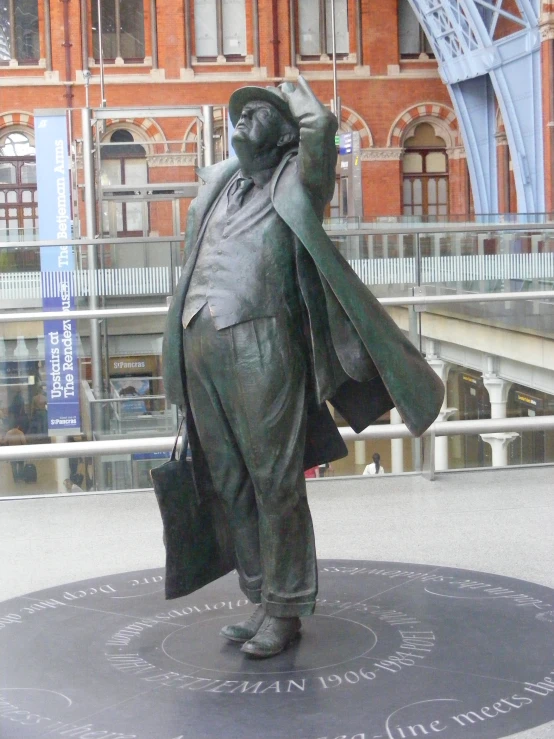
[182,173,299,330]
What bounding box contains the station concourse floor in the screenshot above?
[2,464,554,739]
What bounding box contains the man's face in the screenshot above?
[232,101,285,154]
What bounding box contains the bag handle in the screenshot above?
[171,415,187,461]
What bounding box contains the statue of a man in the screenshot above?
[162,77,443,658]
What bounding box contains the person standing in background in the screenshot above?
[363,452,385,476]
[4,423,27,482]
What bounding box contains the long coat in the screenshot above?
[163,151,444,481]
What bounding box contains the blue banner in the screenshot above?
[35,111,81,434]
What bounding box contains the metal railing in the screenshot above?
[0,288,552,324]
[1,415,553,491]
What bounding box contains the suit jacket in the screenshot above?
[162,83,444,478]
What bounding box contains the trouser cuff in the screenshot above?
[263,596,316,617]
[239,577,262,604]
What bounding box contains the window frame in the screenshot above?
[91,0,146,64]
[402,147,449,217]
[192,0,248,63]
[296,0,351,61]
[398,0,434,60]
[0,0,41,66]
[0,130,39,265]
[100,129,149,238]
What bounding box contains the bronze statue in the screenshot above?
[162,77,444,658]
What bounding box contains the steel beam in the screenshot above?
[406,0,544,217]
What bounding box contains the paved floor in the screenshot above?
[2,465,554,739]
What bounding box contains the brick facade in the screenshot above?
[2,0,551,221]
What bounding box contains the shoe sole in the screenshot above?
[241,629,301,659]
[220,631,252,644]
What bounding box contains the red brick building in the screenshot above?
[0,0,487,239]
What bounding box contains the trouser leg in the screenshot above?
[184,311,262,602]
[183,307,317,617]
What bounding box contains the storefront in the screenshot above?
[454,371,491,468]
[507,386,554,466]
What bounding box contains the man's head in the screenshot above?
[229,85,299,168]
[231,101,298,166]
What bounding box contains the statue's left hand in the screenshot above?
[278,76,324,124]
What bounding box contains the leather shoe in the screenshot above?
[240,615,301,658]
[220,605,265,643]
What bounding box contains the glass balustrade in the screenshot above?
[1,225,554,496]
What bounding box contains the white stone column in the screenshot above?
[55,436,71,493]
[390,407,404,474]
[435,407,457,471]
[355,440,367,467]
[481,368,518,466]
[426,346,453,471]
[480,432,519,467]
[482,369,511,419]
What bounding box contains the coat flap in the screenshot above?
[272,163,444,437]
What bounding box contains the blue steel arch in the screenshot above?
[406,0,544,217]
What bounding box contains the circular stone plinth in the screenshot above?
[2,561,554,739]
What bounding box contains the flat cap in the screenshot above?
[228,82,297,128]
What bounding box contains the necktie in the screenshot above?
[227,177,255,215]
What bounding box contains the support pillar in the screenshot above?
[82,107,105,489]
[390,407,404,474]
[481,364,517,467]
[355,440,367,467]
[426,344,454,471]
[435,407,457,471]
[480,433,519,467]
[55,441,71,493]
[202,105,215,167]
[482,366,511,419]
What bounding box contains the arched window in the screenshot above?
[100,129,147,236]
[402,123,448,217]
[0,131,38,242]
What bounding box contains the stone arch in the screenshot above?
[337,105,373,148]
[183,118,201,152]
[0,111,35,143]
[388,103,459,149]
[101,117,167,153]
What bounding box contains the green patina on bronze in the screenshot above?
[161,77,444,656]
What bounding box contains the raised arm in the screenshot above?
[281,77,338,210]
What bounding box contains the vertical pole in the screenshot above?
[202,105,215,167]
[114,0,121,59]
[81,108,104,473]
[319,0,326,55]
[390,408,404,474]
[355,0,362,66]
[81,0,89,71]
[150,0,158,68]
[330,0,338,119]
[222,106,228,160]
[96,0,107,106]
[289,0,296,69]
[252,0,260,67]
[549,39,554,214]
[9,0,15,61]
[44,0,53,71]
[184,0,192,69]
[216,0,224,57]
